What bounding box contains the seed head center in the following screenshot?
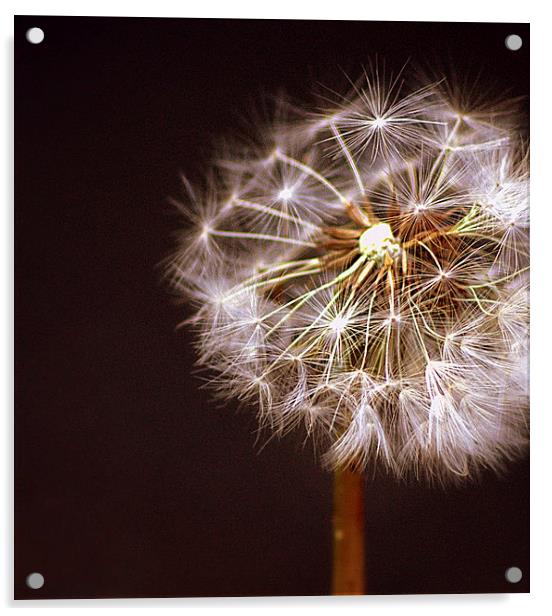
[358,223,399,260]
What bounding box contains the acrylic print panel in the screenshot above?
[14,16,529,598]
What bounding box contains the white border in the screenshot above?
[3,2,550,615]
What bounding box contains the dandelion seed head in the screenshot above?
[168,60,529,484]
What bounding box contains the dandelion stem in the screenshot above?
[332,468,365,595]
[468,266,529,289]
[330,122,365,195]
[209,229,316,248]
[225,266,322,300]
[274,150,348,205]
[233,198,320,231]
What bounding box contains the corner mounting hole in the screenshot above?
[26,27,45,45]
[505,566,522,583]
[26,572,45,589]
[505,34,522,51]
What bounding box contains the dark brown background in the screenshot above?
[14,16,529,598]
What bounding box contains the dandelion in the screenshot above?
[167,62,529,593]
